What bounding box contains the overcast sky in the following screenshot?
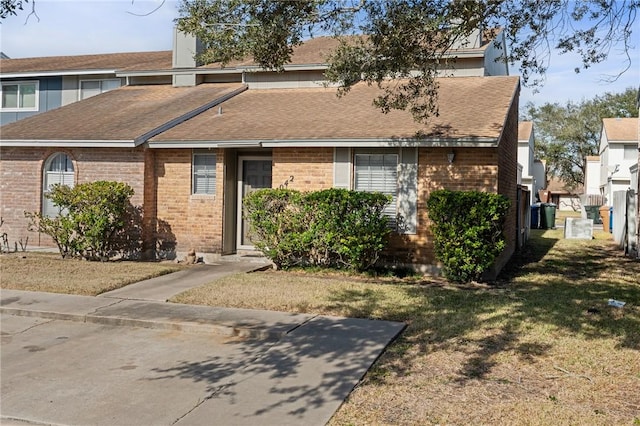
[1,0,638,108]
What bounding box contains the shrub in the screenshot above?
[26,181,137,260]
[426,190,511,283]
[243,188,391,271]
[243,189,307,269]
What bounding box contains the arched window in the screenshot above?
[43,153,74,217]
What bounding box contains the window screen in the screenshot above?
[354,153,398,227]
[192,153,216,195]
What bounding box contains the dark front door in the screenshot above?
[239,159,272,247]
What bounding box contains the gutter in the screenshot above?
[1,69,119,78]
[0,139,135,148]
[148,137,499,149]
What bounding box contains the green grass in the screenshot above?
[2,231,638,424]
[0,252,184,296]
[172,229,640,425]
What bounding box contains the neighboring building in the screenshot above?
[584,156,601,196]
[517,121,541,204]
[599,117,639,204]
[0,28,520,277]
[546,177,582,211]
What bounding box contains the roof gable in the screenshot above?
[518,121,533,142]
[602,117,639,142]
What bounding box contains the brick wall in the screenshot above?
[0,147,146,249]
[386,146,500,267]
[494,90,520,273]
[272,148,334,191]
[154,149,224,256]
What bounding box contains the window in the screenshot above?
[80,79,121,100]
[1,81,38,111]
[43,153,75,217]
[624,144,637,160]
[192,152,216,195]
[354,153,398,227]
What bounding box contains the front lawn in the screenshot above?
[0,252,184,296]
[173,230,640,425]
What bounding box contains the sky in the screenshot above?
[1,0,638,108]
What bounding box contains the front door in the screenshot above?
[238,157,272,248]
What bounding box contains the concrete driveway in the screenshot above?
[1,290,405,426]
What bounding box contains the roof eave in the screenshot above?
[148,137,499,149]
[1,69,118,78]
[0,139,136,148]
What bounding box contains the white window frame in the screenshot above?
[42,153,75,218]
[1,80,39,112]
[79,78,121,100]
[192,151,217,196]
[354,151,399,229]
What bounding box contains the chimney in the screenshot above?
[172,27,203,87]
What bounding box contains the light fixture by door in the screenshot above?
[447,151,455,164]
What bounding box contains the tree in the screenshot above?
[177,0,639,122]
[0,0,27,19]
[523,88,638,190]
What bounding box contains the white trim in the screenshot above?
[0,139,135,147]
[237,155,272,250]
[42,152,75,218]
[149,137,499,149]
[148,140,262,149]
[1,69,118,79]
[78,78,122,100]
[260,138,499,148]
[1,80,39,112]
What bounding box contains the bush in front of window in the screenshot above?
[244,188,391,271]
[426,190,511,283]
[26,181,137,260]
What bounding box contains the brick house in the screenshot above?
[1,30,519,275]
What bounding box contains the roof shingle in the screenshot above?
[152,76,519,142]
[602,117,639,142]
[0,51,173,74]
[0,83,245,141]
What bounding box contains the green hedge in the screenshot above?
[426,190,510,283]
[244,188,391,271]
[26,181,138,260]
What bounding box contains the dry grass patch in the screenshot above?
[173,230,640,425]
[0,252,184,296]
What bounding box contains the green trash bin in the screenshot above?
[584,205,602,224]
[540,203,557,229]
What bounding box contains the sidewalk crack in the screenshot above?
[87,299,125,317]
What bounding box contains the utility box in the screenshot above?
[564,218,594,239]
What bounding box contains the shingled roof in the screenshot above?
[1,28,504,76]
[602,117,639,142]
[153,76,519,145]
[0,83,246,145]
[1,77,518,146]
[0,51,173,74]
[518,121,533,142]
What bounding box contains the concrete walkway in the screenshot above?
[0,261,406,426]
[99,261,271,302]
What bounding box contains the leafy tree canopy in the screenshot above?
[522,87,638,191]
[0,0,28,19]
[177,0,639,121]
